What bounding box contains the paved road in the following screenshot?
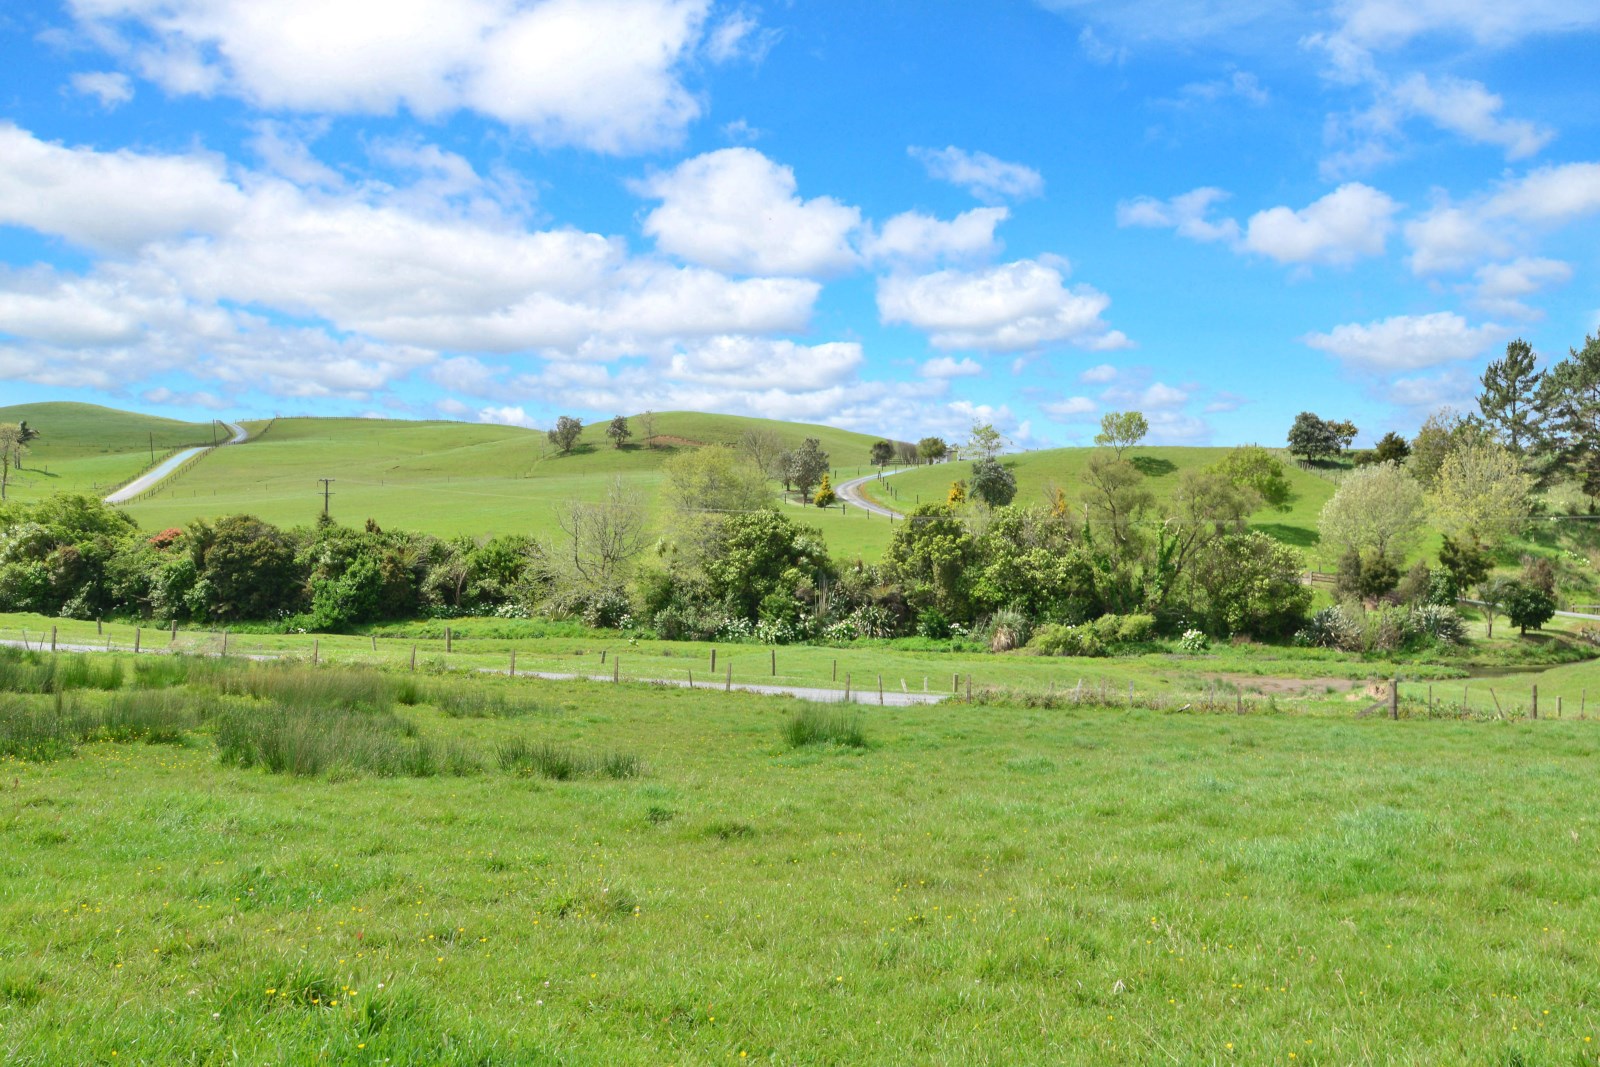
[104,421,247,504]
[835,467,917,518]
[0,637,948,707]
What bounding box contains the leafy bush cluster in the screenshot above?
[1294,603,1466,653]
[1027,614,1155,657]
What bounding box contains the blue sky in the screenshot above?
[1,0,1598,449]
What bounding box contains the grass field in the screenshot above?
[865,447,1340,559]
[0,402,216,502]
[1,647,1598,1064]
[91,412,898,559]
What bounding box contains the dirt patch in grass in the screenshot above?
[1211,672,1360,696]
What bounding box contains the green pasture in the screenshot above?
[0,402,215,501]
[865,446,1340,559]
[1,650,1598,1063]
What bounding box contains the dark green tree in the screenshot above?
[1374,431,1411,464]
[916,436,948,464]
[1502,581,1556,635]
[605,415,631,449]
[787,437,829,497]
[1478,339,1544,455]
[870,440,895,467]
[1537,333,1600,495]
[1286,412,1340,461]
[968,457,1017,507]
[547,415,583,454]
[1438,535,1491,591]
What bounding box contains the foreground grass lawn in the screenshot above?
[2,672,1597,1064]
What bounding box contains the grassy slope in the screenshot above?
[866,446,1338,556]
[3,662,1599,1063]
[118,412,895,558]
[0,402,215,502]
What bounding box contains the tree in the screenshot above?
[870,440,895,467]
[737,429,787,481]
[1094,411,1148,459]
[605,415,631,449]
[895,441,920,465]
[1287,412,1341,461]
[917,436,948,464]
[640,410,658,448]
[555,477,648,591]
[1187,532,1312,638]
[1212,445,1292,510]
[13,421,37,470]
[813,474,837,507]
[0,425,20,501]
[965,423,1004,461]
[661,445,772,514]
[1317,462,1426,563]
[1503,581,1556,636]
[1438,535,1491,591]
[1428,438,1533,550]
[948,480,966,505]
[1478,339,1544,454]
[787,438,829,497]
[1374,431,1411,464]
[547,415,583,454]
[1536,333,1600,495]
[968,457,1017,507]
[1477,576,1513,638]
[702,510,833,623]
[1328,420,1358,452]
[1408,407,1481,489]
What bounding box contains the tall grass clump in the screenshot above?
[426,681,557,719]
[784,707,867,749]
[0,649,124,694]
[90,690,201,744]
[0,698,77,761]
[130,655,198,690]
[215,704,476,778]
[197,662,394,713]
[496,738,643,780]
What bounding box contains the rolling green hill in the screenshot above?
[0,402,216,501]
[867,446,1339,559]
[115,411,900,558]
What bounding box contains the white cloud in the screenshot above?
[1079,363,1118,383]
[1242,182,1398,266]
[1077,25,1128,65]
[1303,311,1501,372]
[1174,70,1269,107]
[635,148,861,276]
[1406,162,1600,275]
[69,70,134,107]
[247,121,342,188]
[1468,257,1572,318]
[141,386,228,408]
[908,146,1044,203]
[70,0,721,154]
[664,336,863,391]
[704,8,780,64]
[920,356,983,378]
[861,207,1007,265]
[1390,73,1553,159]
[877,258,1125,353]
[478,405,539,429]
[1386,368,1478,411]
[1043,395,1097,419]
[1116,187,1239,243]
[1145,411,1212,444]
[1139,381,1189,409]
[1330,0,1600,50]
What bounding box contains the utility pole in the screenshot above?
[211,421,218,447]
[318,478,335,518]
[149,432,155,464]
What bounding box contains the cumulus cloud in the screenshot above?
[69,70,134,107]
[1467,257,1572,318]
[704,8,780,64]
[1405,161,1600,274]
[635,148,861,276]
[1116,187,1239,243]
[877,258,1126,353]
[68,0,723,153]
[861,207,1007,265]
[920,356,983,378]
[1079,363,1118,383]
[1241,183,1398,265]
[477,405,539,428]
[1302,311,1501,372]
[908,146,1044,203]
[1042,395,1097,419]
[1172,70,1269,107]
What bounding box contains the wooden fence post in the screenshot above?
[445,627,453,653]
[50,626,56,653]
[509,651,516,678]
[97,618,103,636]
[1390,678,1398,720]
[370,634,377,652]
[687,668,693,689]
[134,627,141,654]
[313,639,319,665]
[711,648,717,672]
[170,620,177,643]
[410,644,417,671]
[878,675,884,705]
[771,649,776,676]
[601,649,607,664]
[845,673,851,702]
[966,675,973,704]
[1531,684,1538,720]
[724,663,732,692]
[832,659,837,681]
[614,657,620,683]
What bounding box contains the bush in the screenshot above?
[984,608,1031,652]
[1409,604,1466,646]
[1294,605,1363,651]
[1178,629,1209,653]
[1088,614,1124,645]
[1117,614,1156,642]
[1027,623,1105,657]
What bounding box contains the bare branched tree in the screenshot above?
[737,428,787,481]
[555,477,649,590]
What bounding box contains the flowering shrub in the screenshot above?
[1179,629,1210,653]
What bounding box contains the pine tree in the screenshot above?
[947,480,966,505]
[1478,339,1544,454]
[1537,334,1600,495]
[813,473,837,508]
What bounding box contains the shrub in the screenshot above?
[1027,623,1105,657]
[1409,604,1466,646]
[1294,606,1363,651]
[1088,614,1124,645]
[1179,629,1210,653]
[784,707,867,748]
[1117,614,1156,642]
[985,608,1031,652]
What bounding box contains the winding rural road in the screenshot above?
[836,467,917,518]
[104,421,247,504]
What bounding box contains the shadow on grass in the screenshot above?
[1130,456,1177,477]
[1254,522,1320,548]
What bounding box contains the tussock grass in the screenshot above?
[196,661,395,713]
[215,704,477,778]
[0,698,77,761]
[0,647,124,694]
[496,738,642,780]
[784,706,867,748]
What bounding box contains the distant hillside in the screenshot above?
[865,446,1337,559]
[0,402,217,501]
